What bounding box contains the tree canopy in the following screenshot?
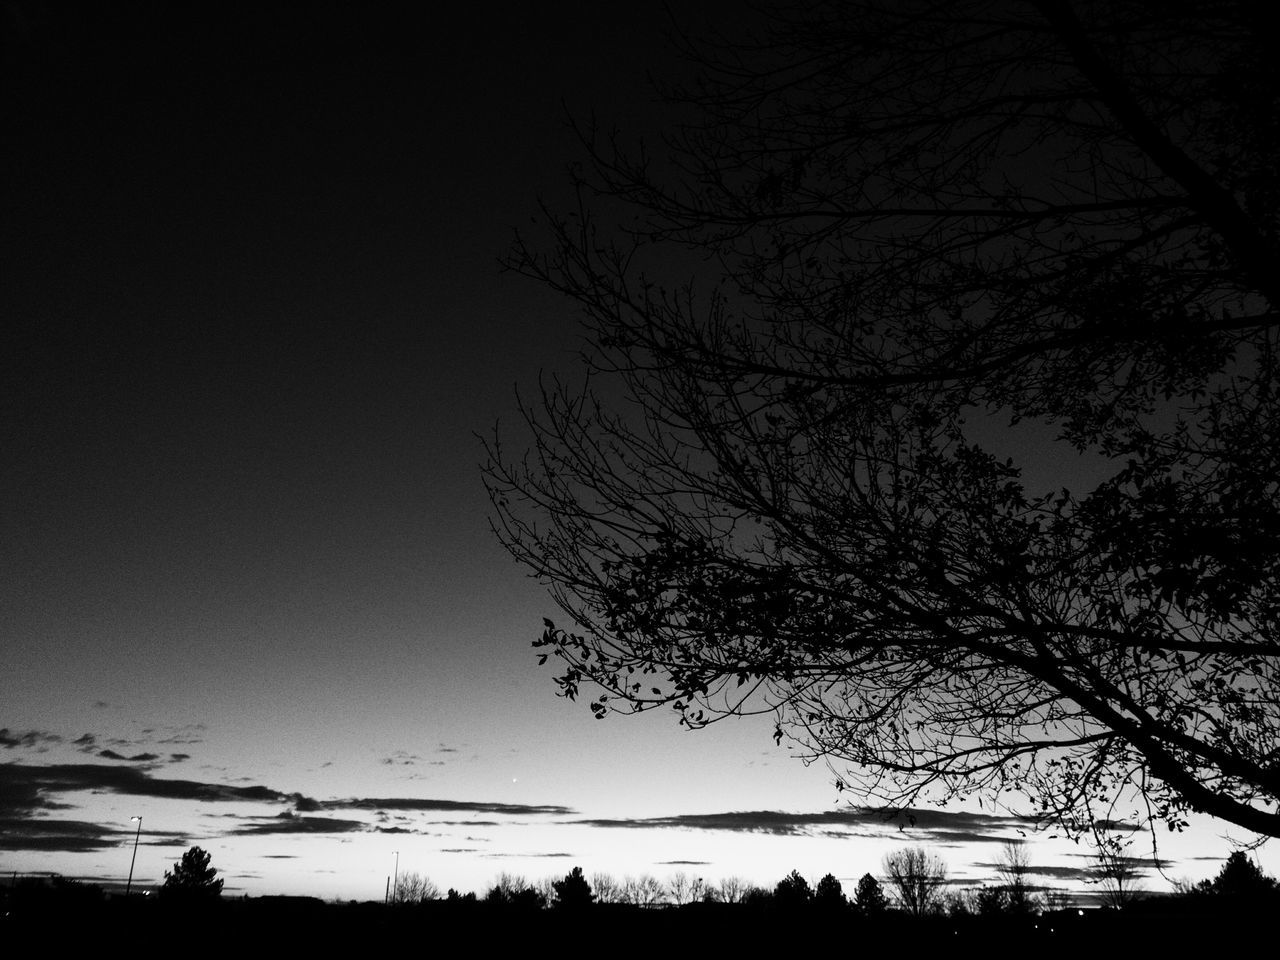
[1194,851,1278,898]
[854,873,889,916]
[552,866,595,909]
[161,846,223,899]
[486,1,1280,837]
[883,847,949,917]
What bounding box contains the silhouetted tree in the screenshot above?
[591,872,623,904]
[883,847,948,917]
[1040,888,1075,912]
[552,866,595,909]
[945,890,973,919]
[996,840,1039,915]
[1194,851,1278,899]
[487,1,1280,839]
[667,871,703,905]
[773,869,812,909]
[1089,834,1146,909]
[716,876,748,905]
[484,872,536,907]
[740,886,774,909]
[970,884,1009,918]
[393,871,439,904]
[813,873,846,910]
[161,846,223,899]
[536,875,559,906]
[621,874,665,908]
[853,873,888,917]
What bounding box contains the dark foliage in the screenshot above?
[161,846,223,899]
[487,1,1280,837]
[1192,851,1278,899]
[813,873,846,910]
[773,869,812,908]
[854,872,889,916]
[552,866,595,909]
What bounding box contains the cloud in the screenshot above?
[98,750,161,762]
[169,754,191,763]
[970,860,1113,882]
[1066,852,1168,871]
[0,811,189,854]
[574,806,1033,841]
[379,750,423,767]
[658,860,711,866]
[0,762,298,807]
[1,763,575,852]
[0,816,123,853]
[482,851,574,859]
[155,732,205,746]
[328,798,575,816]
[0,728,63,751]
[307,795,563,816]
[230,815,370,837]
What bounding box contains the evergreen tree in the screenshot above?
[161,846,223,899]
[1199,852,1278,898]
[853,873,888,916]
[552,866,595,909]
[813,873,846,909]
[773,869,812,908]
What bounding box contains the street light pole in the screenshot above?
[125,816,142,896]
[392,851,399,904]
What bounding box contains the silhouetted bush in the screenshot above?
[160,846,223,900]
[552,866,594,909]
[773,869,812,909]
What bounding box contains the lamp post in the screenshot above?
[392,851,399,904]
[125,816,142,896]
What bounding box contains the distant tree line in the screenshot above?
[8,842,1278,927]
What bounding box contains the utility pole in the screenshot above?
[125,816,142,896]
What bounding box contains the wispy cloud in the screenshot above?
[0,762,299,808]
[321,798,575,816]
[1066,852,1168,871]
[0,761,576,853]
[574,806,1034,842]
[0,816,123,853]
[379,750,423,767]
[230,813,370,837]
[98,750,161,762]
[0,728,63,751]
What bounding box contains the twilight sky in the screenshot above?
[2,2,1273,901]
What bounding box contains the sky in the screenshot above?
[2,2,1275,903]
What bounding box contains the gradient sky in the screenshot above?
[3,2,1274,902]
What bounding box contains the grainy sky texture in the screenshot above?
[2,2,1273,901]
